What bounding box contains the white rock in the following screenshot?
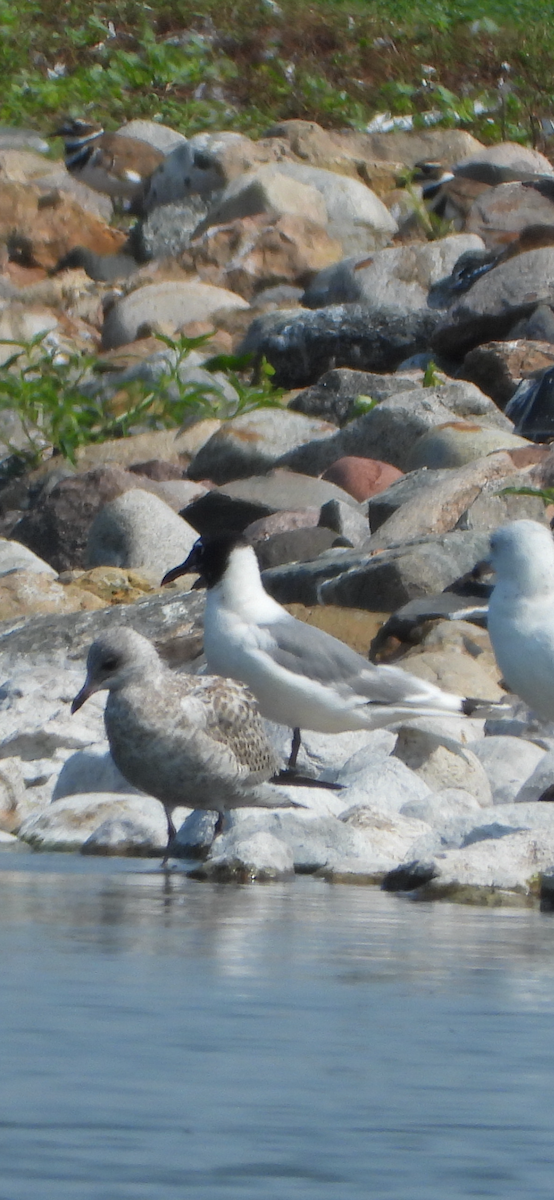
[0,538,57,578]
[81,815,167,855]
[18,792,168,851]
[305,234,484,311]
[337,756,433,815]
[393,725,492,804]
[470,736,546,805]
[400,787,481,844]
[52,746,141,800]
[419,830,554,897]
[513,750,554,803]
[196,830,294,880]
[86,489,198,582]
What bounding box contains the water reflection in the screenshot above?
[2,855,554,1199]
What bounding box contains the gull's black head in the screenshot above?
[162,532,251,589]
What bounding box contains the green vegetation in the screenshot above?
[502,485,554,505]
[0,334,284,470]
[1,0,554,145]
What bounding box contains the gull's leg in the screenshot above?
[288,727,301,770]
[214,811,225,837]
[161,807,177,868]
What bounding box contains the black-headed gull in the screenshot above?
[163,533,492,766]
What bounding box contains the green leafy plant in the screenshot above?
[500,485,554,504]
[423,360,443,386]
[0,331,285,471]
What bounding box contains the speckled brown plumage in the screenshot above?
[71,629,305,861]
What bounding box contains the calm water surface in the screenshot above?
[1,850,554,1200]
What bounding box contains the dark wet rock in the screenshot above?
[262,530,490,610]
[505,366,554,441]
[459,340,554,408]
[181,469,357,536]
[289,367,424,427]
[255,526,340,570]
[239,304,442,388]
[509,304,554,344]
[52,247,139,282]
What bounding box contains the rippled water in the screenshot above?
[2,851,554,1199]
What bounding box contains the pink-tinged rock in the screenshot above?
[322,456,403,502]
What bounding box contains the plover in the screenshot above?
[71,627,325,866]
[162,533,490,767]
[52,119,164,203]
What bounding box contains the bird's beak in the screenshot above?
[471,557,494,580]
[71,679,94,714]
[161,547,202,587]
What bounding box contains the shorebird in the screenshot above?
[487,520,554,721]
[162,533,491,767]
[71,628,334,866]
[52,119,164,203]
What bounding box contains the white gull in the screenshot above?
[487,518,554,720]
[162,533,493,766]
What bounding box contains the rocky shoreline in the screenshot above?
[3,118,554,903]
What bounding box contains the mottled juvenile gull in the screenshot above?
[162,533,493,766]
[487,519,554,720]
[71,627,320,865]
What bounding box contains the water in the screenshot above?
[1,851,554,1199]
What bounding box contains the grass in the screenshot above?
[1,0,554,146]
[2,0,554,473]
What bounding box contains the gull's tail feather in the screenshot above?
[462,695,512,717]
[270,770,343,791]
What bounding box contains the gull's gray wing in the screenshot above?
[259,617,461,706]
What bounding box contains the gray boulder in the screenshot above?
[116,119,187,153]
[239,304,441,388]
[289,367,424,426]
[181,469,358,537]
[86,489,198,581]
[469,737,546,805]
[278,382,513,475]
[187,409,337,484]
[102,281,249,350]
[433,248,554,358]
[316,530,491,610]
[303,235,484,311]
[135,196,211,261]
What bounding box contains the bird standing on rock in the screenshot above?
[52,118,164,203]
[71,628,328,867]
[162,533,493,767]
[487,519,554,721]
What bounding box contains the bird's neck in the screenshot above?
[211,545,284,622]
